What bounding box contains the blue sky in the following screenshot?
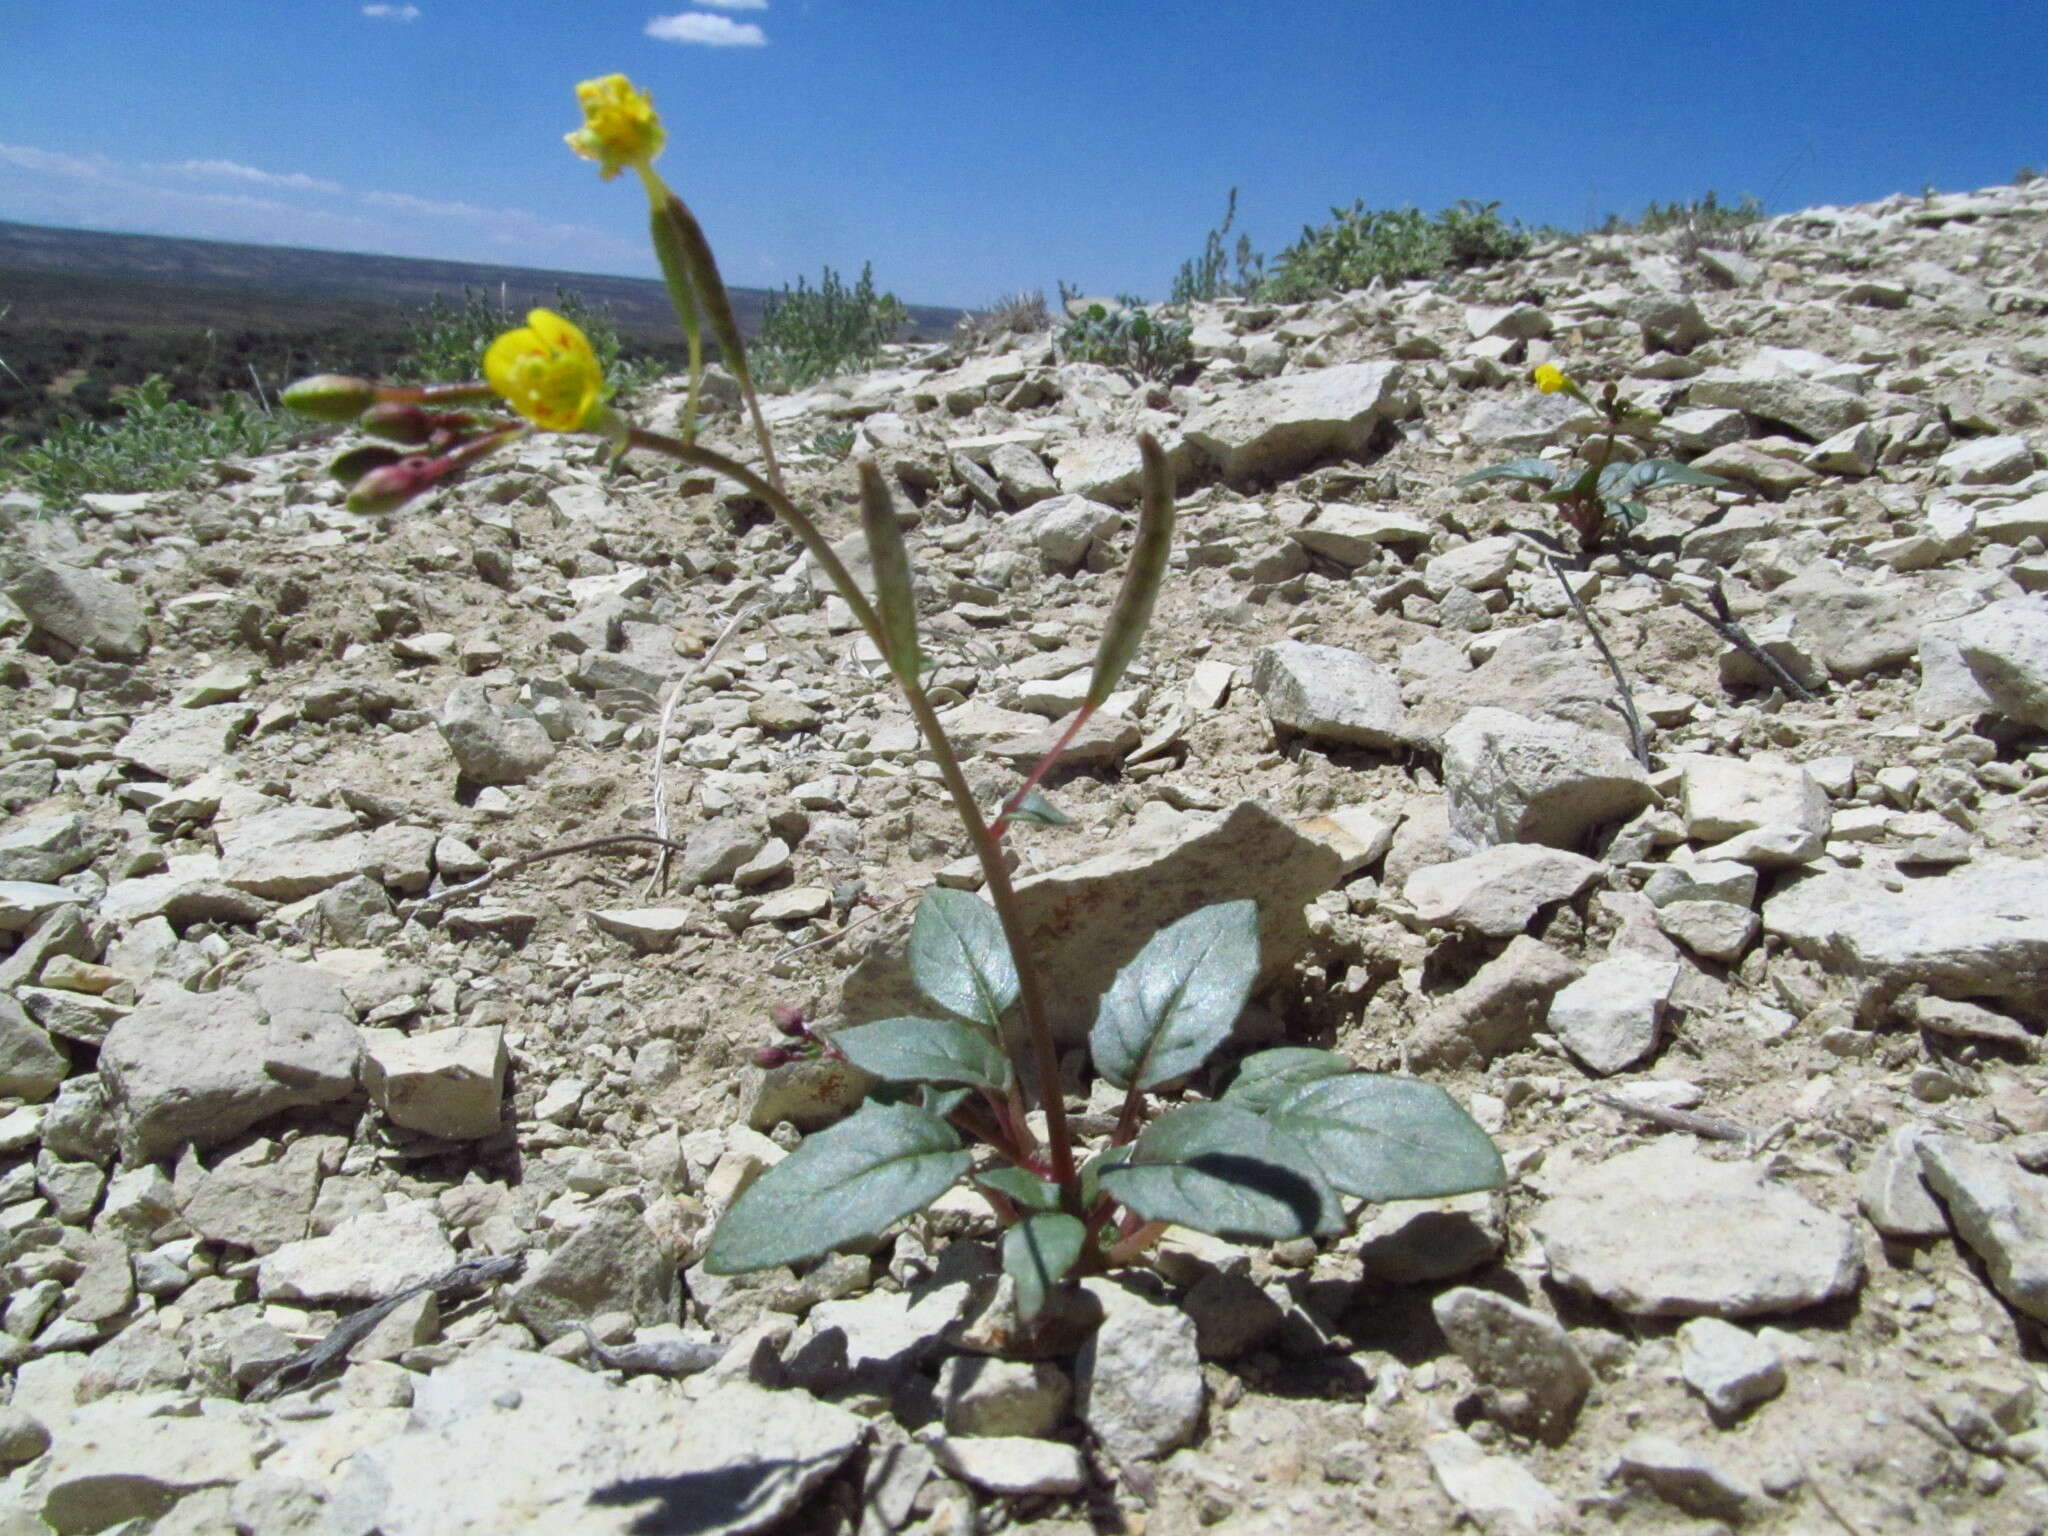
[2,2,2044,308]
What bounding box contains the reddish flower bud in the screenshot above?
[770,1003,808,1037]
[358,402,440,445]
[326,443,406,486]
[345,456,440,515]
[752,1044,793,1070]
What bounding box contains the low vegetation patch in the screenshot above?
[752,263,908,392]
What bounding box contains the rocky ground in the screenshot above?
[1,177,2046,1536]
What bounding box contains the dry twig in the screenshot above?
[1544,553,1650,768]
[647,602,759,898]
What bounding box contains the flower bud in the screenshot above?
[345,456,438,515]
[326,443,405,486]
[752,1044,793,1070]
[770,1003,808,1037]
[359,403,440,445]
[281,374,379,422]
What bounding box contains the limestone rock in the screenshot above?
[1402,844,1603,938]
[1858,1125,1948,1239]
[1762,859,2048,1018]
[1918,1136,2048,1322]
[999,493,1120,571]
[0,996,68,1102]
[1675,754,1830,866]
[361,1025,506,1140]
[928,1434,1086,1496]
[1548,953,1679,1075]
[1183,361,1410,483]
[1432,1287,1591,1443]
[39,1398,271,1532]
[437,683,554,786]
[6,560,149,660]
[1424,1429,1567,1531]
[1441,707,1651,854]
[1615,1434,1768,1523]
[1076,1278,1203,1463]
[1249,640,1413,749]
[1676,1318,1785,1421]
[98,963,361,1162]
[1532,1140,1863,1317]
[508,1204,676,1343]
[258,1201,457,1303]
[333,1352,865,1536]
[1944,598,2048,729]
[1406,937,1583,1069]
[114,704,255,781]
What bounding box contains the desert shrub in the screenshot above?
[1170,188,1266,304]
[1056,300,1194,380]
[1437,199,1534,269]
[1261,198,1534,301]
[0,374,299,506]
[955,290,1051,346]
[752,263,907,392]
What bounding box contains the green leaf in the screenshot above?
[909,888,1020,1029]
[1455,458,1562,489]
[703,1102,970,1274]
[1003,1212,1087,1321]
[1007,788,1070,827]
[976,1167,1062,1211]
[920,1085,972,1118]
[828,1016,1013,1093]
[1598,458,1731,496]
[1078,1144,1133,1208]
[1224,1048,1354,1114]
[1263,1074,1505,1203]
[1091,900,1260,1091]
[1098,1102,1343,1241]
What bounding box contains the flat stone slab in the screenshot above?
[1532,1140,1863,1317]
[1762,858,2048,1017]
[1919,1136,2048,1322]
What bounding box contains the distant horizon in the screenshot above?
[4,2,2044,308]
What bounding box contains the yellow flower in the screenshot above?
[565,74,665,181]
[1532,363,1571,395]
[484,310,604,432]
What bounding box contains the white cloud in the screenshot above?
[165,158,345,194]
[0,143,117,179]
[645,12,767,46]
[361,4,421,19]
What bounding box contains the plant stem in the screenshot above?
[989,705,1094,841]
[624,428,1081,1198]
[1545,554,1650,769]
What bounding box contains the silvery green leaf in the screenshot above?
[703,1102,969,1274]
[909,888,1020,1029]
[1097,1101,1342,1241]
[1263,1074,1505,1203]
[828,1016,1012,1093]
[976,1167,1062,1211]
[1003,1212,1087,1321]
[1223,1047,1353,1114]
[1006,788,1070,827]
[1090,900,1259,1091]
[1455,458,1561,489]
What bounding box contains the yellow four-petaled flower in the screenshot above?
[484,309,604,433]
[565,74,665,181]
[1532,364,1571,394]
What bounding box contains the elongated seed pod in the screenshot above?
[656,188,783,490]
[858,462,922,684]
[646,205,704,436]
[1087,434,1176,707]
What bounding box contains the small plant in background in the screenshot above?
[1261,198,1531,301]
[1458,365,1815,756]
[1458,364,1728,555]
[0,374,299,507]
[282,72,1504,1326]
[752,262,908,393]
[954,289,1051,347]
[1056,299,1194,380]
[1170,187,1266,304]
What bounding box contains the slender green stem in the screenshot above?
[624,427,1080,1197]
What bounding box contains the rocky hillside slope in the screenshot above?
[0,178,2045,1535]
